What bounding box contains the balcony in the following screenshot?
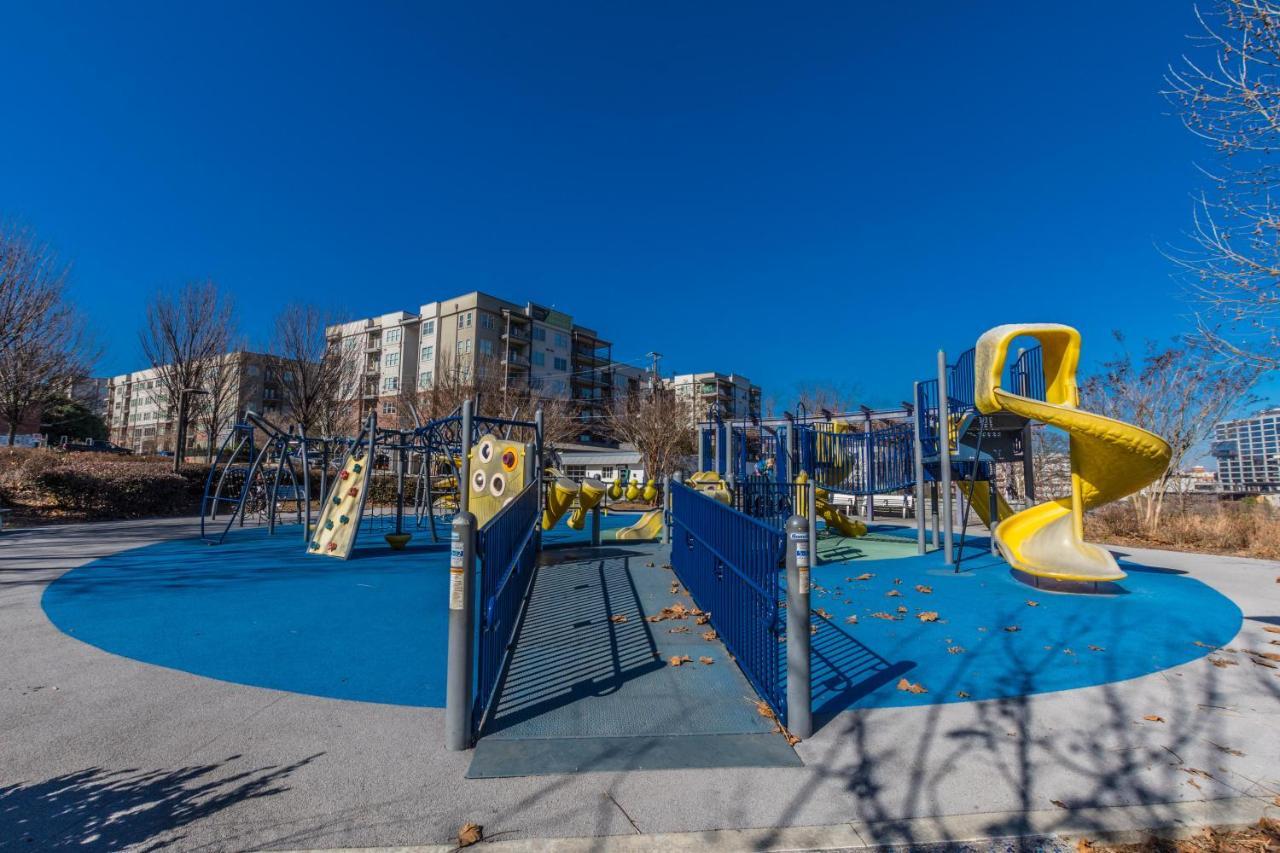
[504,327,530,343]
[504,353,530,369]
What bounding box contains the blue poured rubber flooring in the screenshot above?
[41,521,1242,717]
[803,525,1243,714]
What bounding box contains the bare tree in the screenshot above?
[1080,333,1259,529]
[268,304,362,436]
[139,281,236,465]
[0,229,95,445]
[1164,1,1280,366]
[791,380,861,418]
[192,350,242,460]
[607,388,695,481]
[0,224,68,356]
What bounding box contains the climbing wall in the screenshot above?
[308,447,374,560]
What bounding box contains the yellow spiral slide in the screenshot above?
[974,324,1171,583]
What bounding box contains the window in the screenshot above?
[553,357,568,372]
[554,332,568,348]
[601,466,615,479]
[532,326,546,342]
[383,377,399,391]
[566,465,587,480]
[424,319,435,335]
[458,314,465,329]
[385,328,402,344]
[532,351,545,367]
[384,352,399,367]
[421,345,433,362]
[480,313,495,330]
[465,339,472,354]
[478,339,493,355]
[419,370,432,388]
[456,341,463,355]
[382,401,396,414]
[466,312,473,327]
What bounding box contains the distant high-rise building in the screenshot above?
[1212,407,1280,492]
[666,372,762,424]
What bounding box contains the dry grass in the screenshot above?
[1087,499,1280,561]
[1081,816,1280,851]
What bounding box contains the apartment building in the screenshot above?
[67,377,110,417]
[328,291,618,443]
[667,372,762,424]
[1212,406,1280,492]
[106,352,288,455]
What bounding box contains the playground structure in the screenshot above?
[190,322,1174,753]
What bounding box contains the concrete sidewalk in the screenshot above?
[1,517,1278,851]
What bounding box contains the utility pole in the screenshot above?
[646,351,662,397]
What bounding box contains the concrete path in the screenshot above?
[1,517,1278,851]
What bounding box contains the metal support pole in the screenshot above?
[697,426,706,472]
[863,410,874,523]
[445,510,476,750]
[938,350,954,566]
[989,471,999,557]
[591,504,601,547]
[785,514,812,740]
[662,475,672,544]
[931,480,940,547]
[395,443,406,535]
[459,400,474,515]
[534,407,544,550]
[806,479,818,569]
[725,423,735,490]
[911,381,926,554]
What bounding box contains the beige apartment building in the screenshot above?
[327,291,617,444]
[667,372,762,424]
[106,352,288,455]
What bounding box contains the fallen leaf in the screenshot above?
[1211,743,1244,757]
[816,608,833,620]
[668,626,690,634]
[870,611,896,620]
[1188,778,1201,790]
[699,656,714,665]
[702,629,717,641]
[695,614,710,625]
[918,611,940,622]
[754,699,777,720]
[1209,657,1237,668]
[1077,839,1094,852]
[646,562,655,568]
[458,823,483,847]
[854,573,873,581]
[1263,626,1280,635]
[668,655,691,667]
[810,624,818,635]
[948,645,966,654]
[1026,600,1039,607]
[896,606,908,613]
[1051,799,1068,809]
[1182,767,1213,779]
[1143,715,1165,723]
[1088,645,1105,652]
[1250,650,1280,662]
[896,678,927,694]
[845,615,858,625]
[956,691,970,698]
[915,585,932,594]
[886,589,902,597]
[1193,640,1218,648]
[893,578,902,585]
[1063,648,1075,656]
[1004,625,1021,633]
[609,614,628,624]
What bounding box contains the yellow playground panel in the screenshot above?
[974,323,1171,583]
[467,435,534,529]
[309,449,374,560]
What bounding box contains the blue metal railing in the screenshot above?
[1008,345,1046,402]
[731,475,798,531]
[472,480,540,733]
[795,423,916,495]
[670,483,787,722]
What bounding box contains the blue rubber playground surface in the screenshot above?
[42,521,1241,718]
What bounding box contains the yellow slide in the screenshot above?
[616,508,664,541]
[795,472,868,539]
[974,324,1171,583]
[956,479,1015,529]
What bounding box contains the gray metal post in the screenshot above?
[911,381,926,554]
[784,514,812,740]
[785,414,796,479]
[697,426,707,472]
[806,479,817,569]
[534,407,544,549]
[931,481,939,546]
[459,400,474,514]
[662,475,671,544]
[445,510,476,750]
[591,504,601,547]
[938,351,954,565]
[394,443,406,535]
[724,423,735,489]
[863,409,874,523]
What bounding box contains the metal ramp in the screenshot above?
[466,542,802,778]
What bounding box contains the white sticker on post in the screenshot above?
[449,530,465,610]
[795,546,809,569]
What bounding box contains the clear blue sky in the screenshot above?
[0,2,1244,407]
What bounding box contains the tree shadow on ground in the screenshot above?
[0,752,322,851]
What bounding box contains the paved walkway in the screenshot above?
[1,517,1278,851]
